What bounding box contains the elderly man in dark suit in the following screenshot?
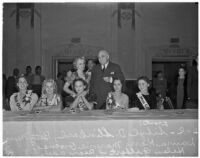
[90,50,125,109]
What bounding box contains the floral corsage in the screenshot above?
[40,95,47,106]
[22,90,32,105]
[106,93,116,109]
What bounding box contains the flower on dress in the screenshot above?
[40,94,47,106]
[23,90,32,105]
[106,93,116,109]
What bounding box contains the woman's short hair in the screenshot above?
[42,79,57,95]
[73,56,86,70]
[112,77,123,91]
[137,76,151,85]
[72,78,88,92]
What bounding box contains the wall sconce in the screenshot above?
[10,3,40,29]
[112,3,141,30]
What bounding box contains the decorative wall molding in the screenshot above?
[43,43,103,78]
[47,43,103,57]
[111,3,139,30]
[10,3,41,29]
[147,46,197,58]
[144,46,197,79]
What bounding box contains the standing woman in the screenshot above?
[9,75,38,111]
[176,66,187,109]
[63,57,90,97]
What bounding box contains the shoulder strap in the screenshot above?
[14,93,22,110]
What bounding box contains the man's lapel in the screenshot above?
[97,64,104,76]
[105,62,112,73]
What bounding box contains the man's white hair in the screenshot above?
[98,50,110,58]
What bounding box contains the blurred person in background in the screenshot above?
[186,56,198,109]
[175,66,187,109]
[24,65,34,89]
[153,71,167,98]
[31,66,45,97]
[6,68,20,103]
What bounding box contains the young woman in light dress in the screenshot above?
[34,79,63,112]
[9,75,38,112]
[106,78,129,110]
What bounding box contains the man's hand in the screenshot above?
[103,77,113,83]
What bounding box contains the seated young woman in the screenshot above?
[10,75,38,112]
[33,79,63,112]
[132,76,157,110]
[65,78,96,111]
[106,78,129,110]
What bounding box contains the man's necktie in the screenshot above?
[102,66,105,72]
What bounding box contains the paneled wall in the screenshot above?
[3,3,41,75]
[41,3,118,78]
[3,3,198,80]
[141,3,198,48]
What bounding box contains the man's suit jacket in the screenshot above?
[90,61,125,109]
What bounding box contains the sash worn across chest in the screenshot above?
[136,92,150,110]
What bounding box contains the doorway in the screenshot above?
[58,60,74,79]
[152,61,189,107]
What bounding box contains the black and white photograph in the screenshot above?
[2,1,198,156]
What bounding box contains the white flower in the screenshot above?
[108,93,112,98]
[25,90,32,98]
[108,98,113,104]
[23,90,32,104]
